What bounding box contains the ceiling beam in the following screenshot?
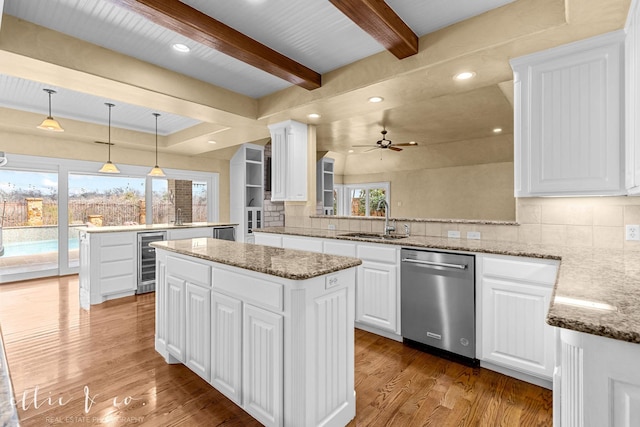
[330,0,418,59]
[107,0,321,90]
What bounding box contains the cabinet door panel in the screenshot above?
[211,292,243,405]
[482,277,554,379]
[166,276,185,362]
[270,128,286,201]
[243,304,283,427]
[185,283,210,381]
[356,261,397,332]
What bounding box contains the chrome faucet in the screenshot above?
[175,208,183,226]
[377,200,395,236]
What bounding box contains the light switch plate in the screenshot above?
[447,230,460,238]
[328,224,336,230]
[467,231,481,240]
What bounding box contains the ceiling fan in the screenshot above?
[352,129,418,152]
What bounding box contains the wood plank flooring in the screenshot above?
[0,276,552,426]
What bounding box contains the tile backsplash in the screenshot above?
[286,196,640,249]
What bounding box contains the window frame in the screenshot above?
[335,182,390,217]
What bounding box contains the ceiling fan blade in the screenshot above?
[352,144,376,147]
[393,143,418,147]
[388,146,403,152]
[364,147,380,152]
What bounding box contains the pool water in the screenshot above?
[1,238,79,257]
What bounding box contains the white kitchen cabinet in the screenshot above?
[317,157,335,215]
[281,235,323,253]
[268,120,308,202]
[243,304,284,427]
[323,240,356,257]
[479,254,558,383]
[211,291,243,405]
[185,282,211,381]
[79,231,137,309]
[167,227,213,240]
[253,232,283,248]
[166,275,185,362]
[556,328,640,427]
[626,0,640,194]
[511,30,625,196]
[355,244,400,335]
[231,144,264,242]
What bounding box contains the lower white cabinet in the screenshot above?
[355,244,400,335]
[282,235,323,252]
[166,275,185,362]
[211,292,284,427]
[556,328,640,427]
[243,304,284,426]
[479,254,558,381]
[211,292,243,404]
[185,282,211,381]
[167,227,213,240]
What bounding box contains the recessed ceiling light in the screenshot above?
[208,140,217,144]
[454,71,476,81]
[493,127,503,133]
[172,43,190,53]
[368,96,384,103]
[348,149,354,153]
[307,113,321,119]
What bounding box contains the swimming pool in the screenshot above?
[1,238,79,257]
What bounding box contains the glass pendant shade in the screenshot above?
[99,103,120,174]
[148,113,165,176]
[36,89,64,132]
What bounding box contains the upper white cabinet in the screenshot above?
[230,143,264,242]
[626,0,640,194]
[511,30,625,197]
[317,157,335,215]
[268,120,308,202]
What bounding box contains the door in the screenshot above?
[211,291,243,405]
[243,304,283,427]
[185,282,211,381]
[166,275,185,362]
[356,261,397,332]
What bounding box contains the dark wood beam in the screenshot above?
[330,0,418,59]
[108,0,321,90]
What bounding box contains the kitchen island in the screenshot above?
[78,222,235,309]
[151,238,362,427]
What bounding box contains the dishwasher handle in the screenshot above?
[401,257,467,270]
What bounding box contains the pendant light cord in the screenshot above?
[153,113,160,166]
[105,103,115,162]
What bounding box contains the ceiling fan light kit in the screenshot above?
[352,129,418,152]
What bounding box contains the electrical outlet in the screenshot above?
[447,230,460,238]
[328,224,336,230]
[467,231,481,240]
[626,225,640,241]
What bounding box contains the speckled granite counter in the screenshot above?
[0,326,20,427]
[151,238,362,280]
[79,222,237,233]
[255,226,640,344]
[309,215,518,226]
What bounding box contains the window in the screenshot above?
[335,182,390,217]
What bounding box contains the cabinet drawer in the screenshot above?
[282,235,323,253]
[357,244,397,263]
[100,243,134,262]
[100,232,133,246]
[213,268,283,312]
[323,240,356,257]
[167,255,211,286]
[482,256,558,286]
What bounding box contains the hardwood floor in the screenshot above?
[0,276,552,426]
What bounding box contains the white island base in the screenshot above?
[154,246,357,427]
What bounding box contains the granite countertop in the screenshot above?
[0,326,20,427]
[255,227,640,344]
[151,238,362,280]
[309,215,519,226]
[79,222,237,233]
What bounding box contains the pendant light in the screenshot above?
[98,103,120,174]
[36,89,64,132]
[148,113,165,177]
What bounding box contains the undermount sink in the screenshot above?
[337,232,407,240]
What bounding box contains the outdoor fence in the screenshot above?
[1,200,207,227]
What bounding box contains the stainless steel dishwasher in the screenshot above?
[401,248,476,360]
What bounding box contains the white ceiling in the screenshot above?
[0,0,518,144]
